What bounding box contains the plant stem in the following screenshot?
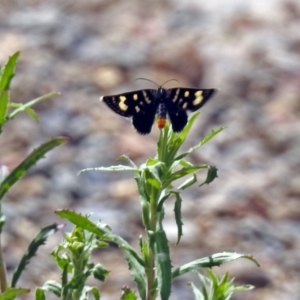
[146,187,161,300]
[0,237,8,292]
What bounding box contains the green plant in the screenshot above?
[49,113,258,300]
[0,53,67,299]
[0,52,259,300]
[190,269,254,300]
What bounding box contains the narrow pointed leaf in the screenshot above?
[0,288,29,300]
[118,155,137,168]
[11,224,61,287]
[24,106,39,121]
[200,127,225,147]
[173,193,183,244]
[0,52,19,90]
[155,230,172,300]
[79,165,137,174]
[7,92,60,120]
[162,114,200,165]
[176,127,224,160]
[0,90,9,128]
[178,174,197,190]
[83,286,100,300]
[124,249,147,300]
[199,166,218,187]
[157,191,172,212]
[175,112,200,145]
[35,288,46,300]
[166,165,206,186]
[190,282,204,300]
[0,137,67,201]
[39,280,62,297]
[57,210,147,297]
[143,168,161,192]
[172,253,259,278]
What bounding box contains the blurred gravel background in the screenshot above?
[1,0,300,299]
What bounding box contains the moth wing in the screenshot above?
[168,88,216,112]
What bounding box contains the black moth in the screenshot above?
[100,84,216,135]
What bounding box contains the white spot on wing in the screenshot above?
[173,89,180,102]
[142,91,151,104]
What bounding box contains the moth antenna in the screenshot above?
[161,78,178,88]
[135,78,159,88]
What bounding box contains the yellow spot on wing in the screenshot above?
[119,95,128,111]
[193,91,203,106]
[133,94,138,101]
[184,91,190,97]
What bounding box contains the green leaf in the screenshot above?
[0,287,29,300]
[175,111,200,146]
[91,263,110,282]
[139,236,150,262]
[172,253,259,279]
[79,165,137,174]
[35,288,46,300]
[157,120,171,163]
[157,191,172,210]
[0,213,5,234]
[155,211,172,300]
[175,127,224,161]
[155,229,172,300]
[56,210,110,238]
[143,167,161,190]
[0,137,67,201]
[190,282,205,300]
[0,90,9,128]
[25,106,39,121]
[62,264,69,287]
[173,193,183,244]
[124,248,147,300]
[39,280,62,297]
[200,127,225,147]
[121,286,137,300]
[51,245,69,271]
[145,161,164,183]
[0,52,19,90]
[165,165,206,186]
[57,210,147,299]
[7,92,60,120]
[199,165,218,187]
[190,270,255,300]
[178,159,194,168]
[197,273,209,299]
[11,224,61,287]
[118,154,137,168]
[83,286,100,300]
[178,174,197,190]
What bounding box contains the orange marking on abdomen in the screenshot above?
[157,118,167,129]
